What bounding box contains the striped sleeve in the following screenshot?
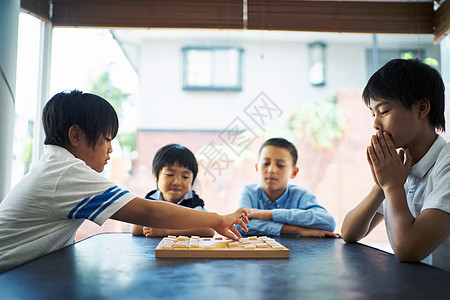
[68,186,130,222]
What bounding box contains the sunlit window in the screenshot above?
[12,13,42,187]
[182,46,243,91]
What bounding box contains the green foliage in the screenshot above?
[86,71,130,120]
[117,131,137,153]
[400,52,439,68]
[401,52,414,60]
[22,138,33,174]
[288,100,345,149]
[423,57,439,68]
[87,70,136,152]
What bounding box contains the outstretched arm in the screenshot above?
[113,197,248,240]
[131,224,215,237]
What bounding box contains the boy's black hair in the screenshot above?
[258,138,298,166]
[363,58,445,132]
[153,144,199,184]
[42,90,119,148]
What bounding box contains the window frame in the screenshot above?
[182,46,244,91]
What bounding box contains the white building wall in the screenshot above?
[135,31,437,131]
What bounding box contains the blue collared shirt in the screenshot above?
[238,183,336,236]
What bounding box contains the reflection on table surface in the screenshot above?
[1,233,449,299]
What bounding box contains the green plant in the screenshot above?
[86,71,130,120]
[22,138,33,174]
[401,52,439,68]
[117,131,137,153]
[288,100,345,149]
[86,70,136,152]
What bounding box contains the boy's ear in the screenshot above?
[68,125,81,147]
[255,163,259,172]
[417,99,431,120]
[291,167,299,179]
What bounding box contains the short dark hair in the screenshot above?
[152,144,199,184]
[42,90,119,148]
[258,138,298,166]
[363,58,445,132]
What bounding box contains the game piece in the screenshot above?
[240,238,251,245]
[173,242,187,248]
[272,245,285,250]
[155,235,289,258]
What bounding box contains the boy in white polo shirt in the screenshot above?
[0,90,248,273]
[341,59,450,271]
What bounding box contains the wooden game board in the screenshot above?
[155,235,289,258]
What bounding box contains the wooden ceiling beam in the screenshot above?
[248,1,434,34]
[20,1,441,37]
[20,0,51,21]
[434,0,450,42]
[51,0,243,29]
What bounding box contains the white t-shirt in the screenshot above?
[0,145,136,272]
[378,135,450,271]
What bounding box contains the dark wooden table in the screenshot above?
[1,233,449,299]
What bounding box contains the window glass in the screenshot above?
[12,13,41,186]
[183,47,243,90]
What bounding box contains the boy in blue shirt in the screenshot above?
[341,59,449,271]
[238,138,338,237]
[0,90,248,273]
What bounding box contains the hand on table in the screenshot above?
[142,227,166,237]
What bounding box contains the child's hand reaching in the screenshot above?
[213,208,249,240]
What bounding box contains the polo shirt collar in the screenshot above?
[44,145,76,159]
[410,135,446,179]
